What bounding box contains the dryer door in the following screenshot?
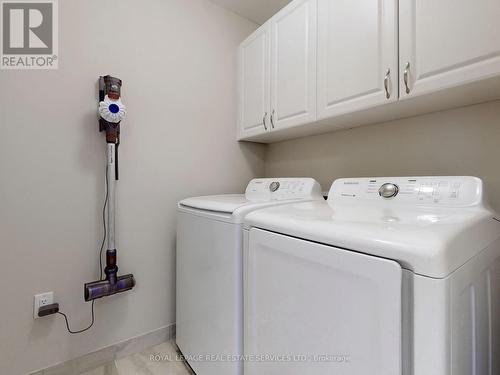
[245,228,403,375]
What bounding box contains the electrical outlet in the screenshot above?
[33,292,54,319]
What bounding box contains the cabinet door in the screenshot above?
[399,0,500,99]
[238,25,270,139]
[317,0,398,120]
[269,0,317,130]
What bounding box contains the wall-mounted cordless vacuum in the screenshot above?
[84,76,136,301]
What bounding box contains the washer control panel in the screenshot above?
[328,177,483,207]
[246,178,322,201]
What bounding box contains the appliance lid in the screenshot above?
[178,178,323,221]
[179,194,249,214]
[244,176,500,278]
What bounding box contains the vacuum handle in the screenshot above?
[115,143,119,181]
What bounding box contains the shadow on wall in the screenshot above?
[239,141,268,176]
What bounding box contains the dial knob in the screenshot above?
[379,183,399,199]
[269,181,280,192]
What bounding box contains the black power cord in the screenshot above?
[55,164,109,334]
[99,164,109,280]
[57,300,95,334]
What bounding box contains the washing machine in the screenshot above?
[243,176,500,375]
[176,178,322,375]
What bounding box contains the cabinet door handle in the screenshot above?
[404,62,411,94]
[270,110,275,129]
[263,112,268,130]
[384,68,391,99]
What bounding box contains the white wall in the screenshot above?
[0,1,263,374]
[265,100,500,211]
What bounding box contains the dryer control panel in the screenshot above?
[246,178,323,201]
[328,177,484,207]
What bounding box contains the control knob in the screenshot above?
[269,181,280,192]
[379,183,399,199]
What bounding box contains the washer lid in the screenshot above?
[178,178,323,222]
[244,176,500,278]
[179,194,249,214]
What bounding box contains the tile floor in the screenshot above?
[81,341,193,375]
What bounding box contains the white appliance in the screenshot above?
[243,176,500,375]
[176,178,323,375]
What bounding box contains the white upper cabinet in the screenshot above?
[237,0,500,143]
[269,0,317,130]
[399,0,500,98]
[317,0,398,119]
[238,25,270,139]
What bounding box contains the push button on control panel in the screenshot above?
[379,183,399,199]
